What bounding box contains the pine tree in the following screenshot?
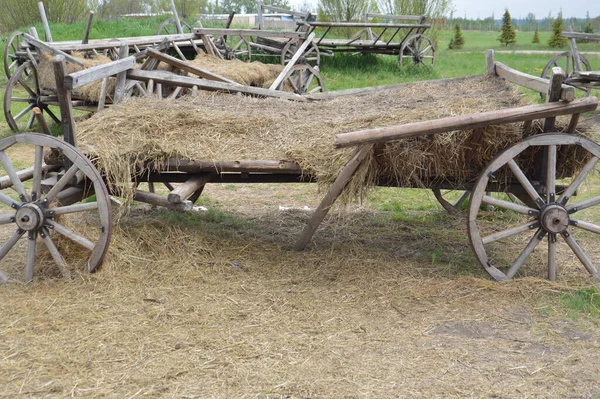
[532,27,540,44]
[448,23,465,49]
[548,12,568,48]
[498,9,517,46]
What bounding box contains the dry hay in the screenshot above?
[187,52,284,88]
[38,51,115,102]
[76,75,594,200]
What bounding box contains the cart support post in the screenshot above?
[82,11,95,44]
[543,66,565,132]
[486,49,495,76]
[53,56,77,147]
[294,145,372,251]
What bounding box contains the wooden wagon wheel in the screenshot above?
[4,31,35,79]
[0,133,112,283]
[4,61,60,132]
[276,64,325,94]
[541,51,592,98]
[213,35,252,61]
[399,34,436,67]
[156,18,193,35]
[280,39,320,68]
[468,133,600,281]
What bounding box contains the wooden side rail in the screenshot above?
[333,96,599,148]
[193,28,308,39]
[562,32,600,41]
[305,21,430,29]
[65,56,137,89]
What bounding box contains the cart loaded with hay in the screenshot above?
[1,50,599,284]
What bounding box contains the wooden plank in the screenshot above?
[64,56,137,89]
[146,49,237,83]
[38,1,53,42]
[82,11,94,44]
[270,32,316,90]
[168,174,213,203]
[113,44,129,103]
[193,28,308,39]
[306,22,430,29]
[365,13,425,21]
[333,97,599,148]
[494,61,575,101]
[159,159,303,173]
[46,33,200,52]
[24,34,85,67]
[127,69,308,101]
[562,31,600,41]
[169,0,184,34]
[53,56,77,147]
[543,66,565,132]
[486,49,495,76]
[133,189,193,211]
[257,0,264,30]
[293,145,372,251]
[97,78,108,111]
[566,26,582,72]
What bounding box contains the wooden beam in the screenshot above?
[494,61,574,101]
[145,48,236,84]
[24,34,85,67]
[127,69,308,101]
[168,174,213,203]
[486,49,495,76]
[64,56,137,89]
[133,189,193,211]
[543,66,565,132]
[169,0,184,34]
[306,21,430,29]
[158,159,303,173]
[46,33,200,52]
[561,31,600,41]
[113,44,129,103]
[293,145,372,251]
[270,32,315,91]
[82,11,95,44]
[333,96,599,148]
[38,1,53,42]
[365,13,424,21]
[193,28,308,39]
[53,56,77,147]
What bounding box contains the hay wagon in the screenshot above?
[1,50,599,285]
[541,26,600,97]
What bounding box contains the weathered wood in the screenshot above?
[306,21,430,29]
[194,28,308,39]
[127,69,308,101]
[169,0,184,34]
[38,1,53,42]
[33,108,51,135]
[24,34,85,67]
[364,13,425,21]
[494,61,574,101]
[113,44,129,103]
[486,49,495,76]
[562,31,600,41]
[97,77,109,111]
[64,55,137,89]
[133,189,193,211]
[82,11,95,44]
[46,33,200,52]
[168,174,213,203]
[145,48,237,84]
[158,159,303,173]
[334,97,599,148]
[263,4,309,18]
[28,27,39,39]
[543,67,565,132]
[53,56,77,147]
[171,40,187,60]
[257,0,264,30]
[269,32,316,91]
[566,26,583,73]
[294,145,372,251]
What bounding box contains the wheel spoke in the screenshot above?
[567,195,600,213]
[26,112,35,129]
[482,194,538,216]
[571,219,600,235]
[0,192,21,208]
[52,202,98,216]
[39,228,71,279]
[558,156,598,205]
[0,229,25,261]
[506,229,546,278]
[10,97,30,103]
[548,234,556,281]
[0,212,15,224]
[546,145,556,203]
[13,104,35,122]
[0,151,30,202]
[32,145,43,200]
[507,159,544,207]
[45,164,79,203]
[562,231,598,275]
[482,221,539,244]
[42,105,61,124]
[46,219,95,250]
[18,78,36,98]
[25,231,37,282]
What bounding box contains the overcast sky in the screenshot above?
[447,0,597,19]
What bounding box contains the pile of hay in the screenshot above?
[76,75,593,199]
[38,52,116,102]
[187,52,284,87]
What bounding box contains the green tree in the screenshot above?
[0,0,87,31]
[532,27,540,44]
[448,22,464,49]
[317,0,371,22]
[498,9,516,46]
[548,12,567,48]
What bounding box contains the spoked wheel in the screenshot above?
[276,64,325,94]
[0,133,112,283]
[214,35,252,61]
[432,189,470,214]
[4,61,60,132]
[4,31,35,79]
[399,34,436,68]
[280,39,320,68]
[156,18,193,35]
[469,133,600,281]
[541,52,592,98]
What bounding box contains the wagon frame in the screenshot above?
[0,50,599,284]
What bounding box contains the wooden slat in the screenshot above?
[168,175,213,203]
[494,61,574,101]
[113,44,129,103]
[38,1,53,42]
[193,28,308,39]
[334,97,599,148]
[53,56,77,147]
[82,11,94,44]
[24,34,84,67]
[269,32,316,91]
[145,48,237,84]
[562,31,600,41]
[306,22,430,28]
[133,189,193,211]
[158,159,303,173]
[64,56,137,89]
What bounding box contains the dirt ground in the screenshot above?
[1,178,600,398]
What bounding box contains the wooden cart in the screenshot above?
[541,26,600,96]
[1,50,599,284]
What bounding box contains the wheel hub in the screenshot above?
[540,204,569,234]
[15,203,45,231]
